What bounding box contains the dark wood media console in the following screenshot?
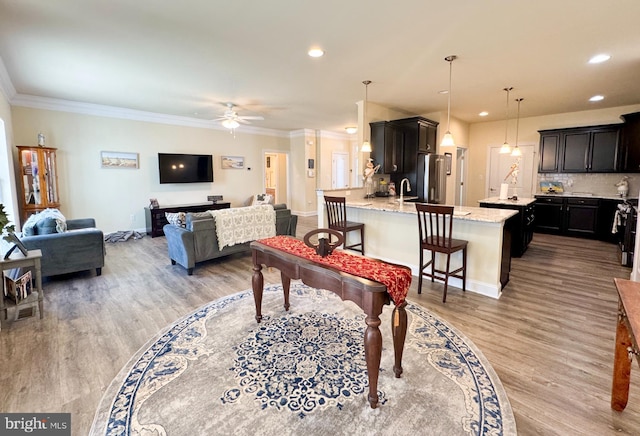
[144,202,230,237]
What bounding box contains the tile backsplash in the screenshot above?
[537,173,638,198]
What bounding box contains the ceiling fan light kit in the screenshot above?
[215,102,264,132]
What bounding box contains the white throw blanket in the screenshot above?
[22,208,67,234]
[210,205,276,250]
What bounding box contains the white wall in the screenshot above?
[0,90,18,228]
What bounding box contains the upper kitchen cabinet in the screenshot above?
[620,112,640,172]
[370,121,403,173]
[538,131,561,172]
[538,124,620,173]
[370,117,438,175]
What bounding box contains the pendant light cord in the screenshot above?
[503,87,513,143]
[447,60,452,132]
[515,98,523,146]
[363,80,371,142]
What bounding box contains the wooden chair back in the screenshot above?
[324,196,348,227]
[416,203,455,251]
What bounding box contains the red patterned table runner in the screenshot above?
[257,235,411,306]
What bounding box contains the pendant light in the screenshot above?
[361,80,372,153]
[511,98,524,157]
[499,87,513,154]
[440,55,457,147]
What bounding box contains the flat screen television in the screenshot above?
[158,153,213,184]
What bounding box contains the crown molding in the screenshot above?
[0,57,16,102]
[10,93,292,138]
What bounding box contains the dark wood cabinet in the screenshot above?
[539,124,620,173]
[145,202,230,237]
[620,112,640,172]
[534,196,564,233]
[479,202,535,257]
[370,121,403,174]
[370,117,438,176]
[535,196,601,238]
[538,132,561,173]
[564,197,599,237]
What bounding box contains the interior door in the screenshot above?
[332,152,349,189]
[488,145,536,198]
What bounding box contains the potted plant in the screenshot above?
[0,204,27,259]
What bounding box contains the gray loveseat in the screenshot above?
[164,204,298,275]
[21,218,105,278]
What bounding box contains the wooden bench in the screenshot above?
[612,278,640,411]
[250,237,409,409]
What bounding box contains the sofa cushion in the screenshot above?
[252,193,273,205]
[165,212,186,228]
[36,217,59,235]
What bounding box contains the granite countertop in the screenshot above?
[478,197,536,206]
[534,192,629,200]
[345,197,518,224]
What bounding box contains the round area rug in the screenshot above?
[90,282,516,436]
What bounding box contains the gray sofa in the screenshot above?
[21,218,105,278]
[164,204,298,275]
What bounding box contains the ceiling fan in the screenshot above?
[213,103,264,129]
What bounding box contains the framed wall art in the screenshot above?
[444,152,452,175]
[101,151,139,169]
[221,156,244,169]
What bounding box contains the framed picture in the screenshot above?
[4,233,29,259]
[444,152,452,175]
[101,151,139,169]
[221,156,245,169]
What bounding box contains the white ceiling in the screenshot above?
[1,0,639,133]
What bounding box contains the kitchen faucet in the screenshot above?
[399,178,411,204]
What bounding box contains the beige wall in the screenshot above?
[466,104,640,206]
[10,107,291,232]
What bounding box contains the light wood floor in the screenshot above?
[1,216,639,435]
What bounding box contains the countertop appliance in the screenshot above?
[416,153,447,204]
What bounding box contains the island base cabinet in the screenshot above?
[479,202,535,257]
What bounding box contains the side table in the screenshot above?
[0,249,44,327]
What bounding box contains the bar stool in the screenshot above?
[324,196,365,255]
[415,203,467,302]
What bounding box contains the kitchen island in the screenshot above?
[479,197,536,257]
[317,190,518,299]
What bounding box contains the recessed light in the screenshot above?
[308,48,324,58]
[589,54,611,64]
[438,90,449,94]
[345,127,357,134]
[589,95,604,102]
[478,111,489,117]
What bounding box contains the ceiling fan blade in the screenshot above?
[237,119,252,124]
[238,116,264,120]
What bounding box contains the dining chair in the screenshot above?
[324,196,365,255]
[415,203,467,302]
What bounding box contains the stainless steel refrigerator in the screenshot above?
[416,153,447,204]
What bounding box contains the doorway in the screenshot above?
[332,152,349,189]
[487,144,536,198]
[263,152,289,205]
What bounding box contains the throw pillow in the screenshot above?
[253,193,273,205]
[165,212,186,228]
[35,217,58,235]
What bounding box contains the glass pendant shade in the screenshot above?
[499,142,512,154]
[361,141,372,153]
[441,132,455,147]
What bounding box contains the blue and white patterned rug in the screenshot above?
[90,282,516,436]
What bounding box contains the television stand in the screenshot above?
[145,202,230,237]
